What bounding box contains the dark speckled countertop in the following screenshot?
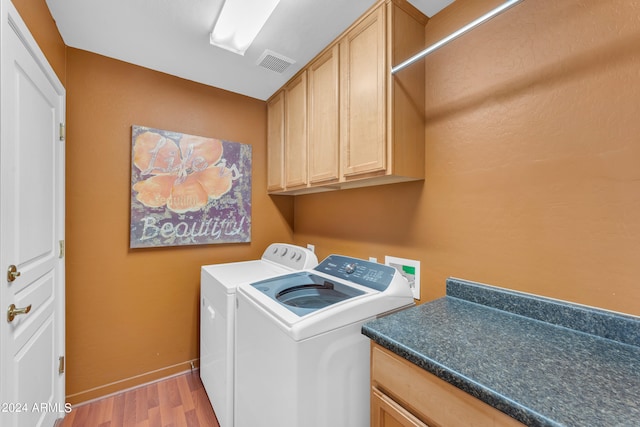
[362,278,640,427]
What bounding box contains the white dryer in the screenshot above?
[200,243,318,427]
[235,255,414,427]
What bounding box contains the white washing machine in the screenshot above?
[200,243,318,427]
[234,255,414,427]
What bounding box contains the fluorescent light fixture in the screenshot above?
[210,0,281,56]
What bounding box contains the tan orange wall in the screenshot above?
[293,0,640,317]
[11,0,66,84]
[64,48,293,403]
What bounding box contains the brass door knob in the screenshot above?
[7,304,31,322]
[7,265,21,282]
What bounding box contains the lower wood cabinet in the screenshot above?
[370,343,525,427]
[372,387,428,427]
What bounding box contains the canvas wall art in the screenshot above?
[130,125,251,248]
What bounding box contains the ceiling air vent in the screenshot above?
[257,50,295,74]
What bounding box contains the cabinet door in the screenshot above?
[267,91,285,192]
[284,71,308,188]
[308,45,339,184]
[372,388,429,427]
[340,4,386,178]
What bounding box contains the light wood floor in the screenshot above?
[56,370,220,427]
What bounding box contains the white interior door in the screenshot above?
[0,1,66,426]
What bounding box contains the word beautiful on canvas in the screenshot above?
[130,125,252,248]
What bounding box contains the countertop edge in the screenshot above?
[362,325,559,427]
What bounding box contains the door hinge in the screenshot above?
[58,356,65,374]
[59,123,65,141]
[59,240,65,259]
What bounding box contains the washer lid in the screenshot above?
[251,272,365,317]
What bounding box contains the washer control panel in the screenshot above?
[314,255,396,291]
[261,243,318,270]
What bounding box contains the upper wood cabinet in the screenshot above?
[340,5,387,178]
[284,71,308,189]
[266,91,285,192]
[308,45,340,185]
[267,0,426,195]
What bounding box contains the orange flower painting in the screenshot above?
[130,125,251,248]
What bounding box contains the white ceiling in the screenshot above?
[45,0,455,101]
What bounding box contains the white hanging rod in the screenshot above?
[391,0,524,74]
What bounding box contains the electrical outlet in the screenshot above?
[385,256,420,300]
